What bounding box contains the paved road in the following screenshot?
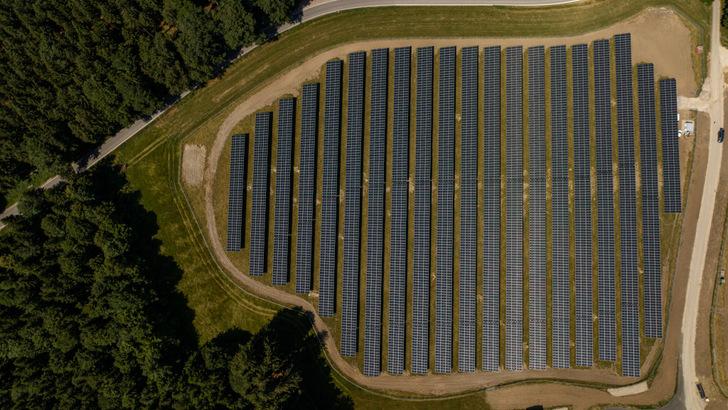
[681,0,724,408]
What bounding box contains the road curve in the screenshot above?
[0,0,578,227]
[681,0,724,408]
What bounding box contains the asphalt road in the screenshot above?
[680,1,724,408]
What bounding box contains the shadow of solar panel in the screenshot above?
[593,39,617,363]
[412,46,433,375]
[615,33,640,378]
[227,134,248,252]
[435,45,456,375]
[319,60,342,318]
[572,43,594,368]
[250,112,272,277]
[273,98,296,287]
[505,46,523,372]
[637,64,663,340]
[527,46,547,371]
[296,83,319,294]
[659,79,681,213]
[482,45,501,372]
[459,45,478,373]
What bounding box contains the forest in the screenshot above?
[0,0,297,205]
[0,163,352,408]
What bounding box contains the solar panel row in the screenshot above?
[506,46,524,372]
[388,47,411,375]
[436,45,456,375]
[319,60,343,318]
[637,64,663,340]
[296,84,319,294]
[250,112,272,277]
[342,52,366,358]
[273,98,295,286]
[412,46,433,375]
[572,44,594,368]
[615,33,640,378]
[459,45,478,373]
[364,48,388,378]
[227,134,248,252]
[528,45,547,371]
[549,45,570,370]
[482,45,501,372]
[594,39,617,363]
[660,79,681,213]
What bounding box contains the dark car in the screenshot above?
[720,128,725,143]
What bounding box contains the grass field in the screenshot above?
[85,0,711,406]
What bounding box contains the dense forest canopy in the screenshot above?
[0,164,351,408]
[0,0,296,200]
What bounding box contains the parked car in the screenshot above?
[719,128,725,143]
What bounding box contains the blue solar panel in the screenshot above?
[436,45,455,375]
[227,134,248,252]
[250,112,272,277]
[482,45,501,372]
[319,60,342,318]
[594,39,617,362]
[296,83,319,294]
[273,98,295,287]
[660,79,681,213]
[615,33,640,378]
[505,46,523,372]
[413,46,433,375]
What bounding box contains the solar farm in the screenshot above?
[224,34,682,378]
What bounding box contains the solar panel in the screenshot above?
[227,134,248,252]
[638,64,663,339]
[296,84,319,294]
[319,60,342,318]
[365,48,389,377]
[594,39,617,362]
[459,45,478,373]
[250,112,272,277]
[342,52,365,358]
[482,45,501,372]
[572,44,593,368]
[550,45,570,370]
[412,46,433,375]
[615,33,640,378]
[273,98,296,286]
[660,79,681,213]
[527,46,547,371]
[436,45,456,375]
[505,46,523,372]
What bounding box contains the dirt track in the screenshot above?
[198,7,701,405]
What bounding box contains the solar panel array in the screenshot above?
[389,47,411,375]
[528,46,547,371]
[436,46,456,374]
[412,46,433,375]
[319,60,342,318]
[549,45,570,370]
[572,44,594,368]
[505,46,523,372]
[273,98,295,286]
[459,45,478,373]
[226,134,248,252]
[660,79,681,213]
[615,33,640,378]
[482,46,501,372]
[594,39,617,362]
[250,112,272,277]
[638,64,663,339]
[295,84,319,294]
[364,48,388,377]
[342,52,365,358]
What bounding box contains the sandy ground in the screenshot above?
[182,145,206,187]
[192,6,702,404]
[607,381,648,397]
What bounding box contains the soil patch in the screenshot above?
[183,144,206,187]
